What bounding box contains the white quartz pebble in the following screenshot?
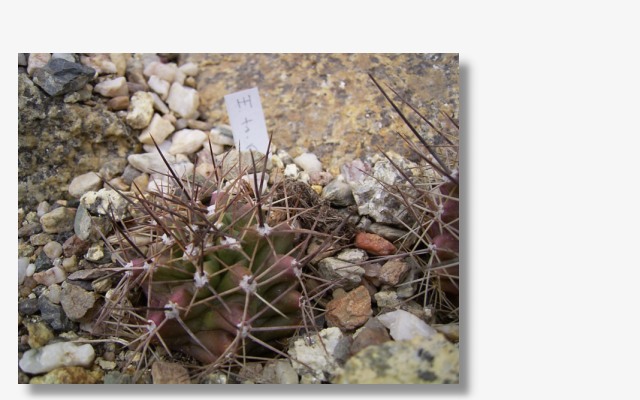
[377,309,436,341]
[128,152,177,174]
[169,129,207,155]
[147,75,170,100]
[179,62,199,76]
[94,77,128,97]
[138,114,175,145]
[293,153,323,173]
[166,83,199,119]
[19,342,95,374]
[143,61,178,82]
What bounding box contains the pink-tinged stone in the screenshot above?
[378,258,410,286]
[27,53,51,75]
[354,232,396,256]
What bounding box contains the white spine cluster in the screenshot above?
[161,233,175,246]
[164,301,180,320]
[183,243,201,260]
[236,322,250,338]
[221,236,241,250]
[123,261,134,277]
[292,259,302,278]
[145,319,156,333]
[239,275,257,294]
[206,204,216,216]
[256,223,272,236]
[194,270,208,288]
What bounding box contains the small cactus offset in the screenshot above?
[95,147,325,380]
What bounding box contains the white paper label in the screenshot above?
[224,87,270,155]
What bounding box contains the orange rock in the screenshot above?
[354,232,397,256]
[325,286,372,330]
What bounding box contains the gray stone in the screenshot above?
[18,298,40,315]
[288,327,349,382]
[367,222,411,243]
[80,189,128,221]
[44,284,62,304]
[335,248,368,263]
[342,152,426,225]
[63,84,93,103]
[34,250,53,272]
[350,318,392,355]
[32,58,96,97]
[322,178,355,207]
[120,164,143,185]
[99,158,127,181]
[36,201,51,217]
[103,371,134,384]
[374,290,402,308]
[18,257,29,285]
[18,53,27,66]
[318,257,365,290]
[209,128,235,146]
[73,204,93,240]
[60,281,97,321]
[40,207,76,233]
[38,295,74,331]
[51,53,76,63]
[18,222,42,237]
[68,172,102,198]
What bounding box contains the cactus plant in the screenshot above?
[93,145,337,381]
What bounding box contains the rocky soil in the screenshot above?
[18,53,459,384]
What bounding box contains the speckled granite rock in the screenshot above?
[333,333,459,384]
[185,53,458,175]
[18,72,140,210]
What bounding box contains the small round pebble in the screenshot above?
[43,241,63,259]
